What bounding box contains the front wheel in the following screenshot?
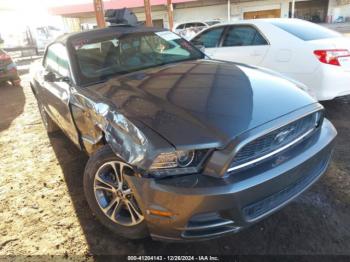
[84,145,148,239]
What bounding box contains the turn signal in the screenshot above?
[147,209,173,218]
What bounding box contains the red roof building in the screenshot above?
[49,0,334,32]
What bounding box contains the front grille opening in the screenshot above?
[242,151,331,221]
[181,212,239,239]
[229,111,322,172]
[182,225,240,239]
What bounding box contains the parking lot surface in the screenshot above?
[0,69,350,259]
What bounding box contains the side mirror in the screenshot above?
[44,71,57,82]
[59,76,71,84]
[44,72,71,84]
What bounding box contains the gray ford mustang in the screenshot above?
[30,25,337,241]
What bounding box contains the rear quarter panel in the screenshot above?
[258,23,320,75]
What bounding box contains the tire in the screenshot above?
[84,145,148,239]
[37,101,59,133]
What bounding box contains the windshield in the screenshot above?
[271,20,341,41]
[72,31,204,85]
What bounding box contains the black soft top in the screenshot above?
[55,25,166,45]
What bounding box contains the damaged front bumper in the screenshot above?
[125,119,336,241]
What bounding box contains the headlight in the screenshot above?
[150,150,208,178]
[176,150,195,167]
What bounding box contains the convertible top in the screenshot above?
[55,25,166,45]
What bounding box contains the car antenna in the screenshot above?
[105,8,139,27]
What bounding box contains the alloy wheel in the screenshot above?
[93,161,144,226]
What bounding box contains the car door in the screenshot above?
[41,43,80,146]
[191,26,225,57]
[211,25,270,65]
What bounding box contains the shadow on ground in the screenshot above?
[47,99,350,256]
[0,82,25,132]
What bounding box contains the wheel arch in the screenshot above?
[30,81,38,99]
[70,100,150,170]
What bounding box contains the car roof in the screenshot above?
[189,18,303,40]
[54,25,166,45]
[177,21,207,24]
[207,18,308,28]
[175,21,208,26]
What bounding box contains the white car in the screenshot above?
[174,20,221,40]
[190,18,350,101]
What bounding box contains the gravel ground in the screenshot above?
[0,69,350,260]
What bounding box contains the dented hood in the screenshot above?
[87,60,315,149]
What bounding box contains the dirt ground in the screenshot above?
[1,66,350,260]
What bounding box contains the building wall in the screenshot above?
[64,0,350,32]
[292,0,329,22]
[328,0,350,22]
[340,4,350,16]
[80,16,98,25]
[134,7,169,27]
[230,0,290,20]
[63,17,82,32]
[335,4,350,19]
[173,1,228,25]
[72,0,293,31]
[172,0,290,25]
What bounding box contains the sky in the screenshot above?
[0,0,91,27]
[0,0,68,46]
[0,0,48,10]
[0,0,108,9]
[0,0,87,9]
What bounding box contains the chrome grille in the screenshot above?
[229,112,321,172]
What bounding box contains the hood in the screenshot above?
[88,60,315,149]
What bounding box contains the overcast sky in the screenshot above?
[0,0,67,35]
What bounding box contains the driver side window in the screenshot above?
[191,27,224,48]
[44,46,58,73]
[222,25,268,47]
[44,44,70,77]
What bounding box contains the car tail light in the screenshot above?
[314,49,350,66]
[0,53,11,61]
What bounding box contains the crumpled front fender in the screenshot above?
[70,92,173,170]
